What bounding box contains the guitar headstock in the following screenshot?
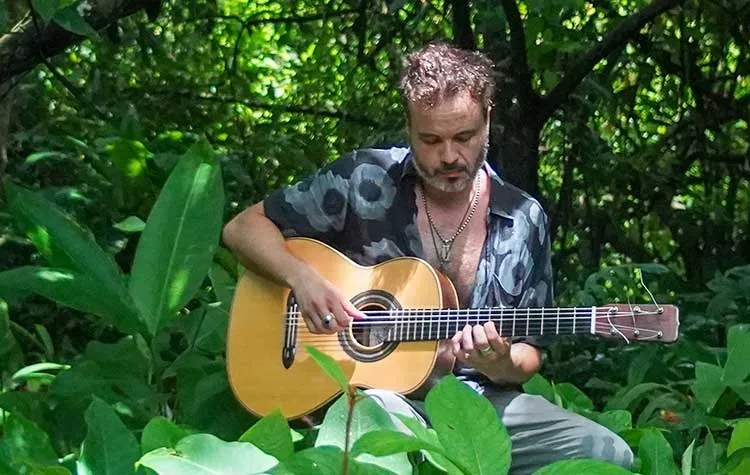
[594,304,679,343]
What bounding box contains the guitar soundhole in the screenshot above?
[351,304,390,348]
[339,290,399,362]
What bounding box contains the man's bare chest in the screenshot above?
[415,191,490,307]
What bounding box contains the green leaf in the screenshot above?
[305,345,350,393]
[0,299,16,358]
[425,375,511,475]
[239,409,295,461]
[681,439,695,475]
[394,414,462,474]
[24,151,67,165]
[11,362,69,383]
[531,459,633,474]
[274,446,397,475]
[49,338,157,439]
[114,216,146,233]
[0,267,143,335]
[141,417,194,454]
[31,0,58,22]
[693,362,725,411]
[727,420,750,475]
[695,431,721,475]
[0,412,59,466]
[556,383,594,412]
[77,398,140,475]
[137,434,278,474]
[638,429,678,475]
[723,325,750,385]
[522,373,556,402]
[128,140,224,336]
[316,393,412,473]
[351,430,443,457]
[53,5,98,38]
[597,410,632,434]
[4,182,142,334]
[605,383,668,411]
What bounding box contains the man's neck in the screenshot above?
[420,171,484,210]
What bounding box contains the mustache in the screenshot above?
[437,164,469,173]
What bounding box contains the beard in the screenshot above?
[412,141,488,193]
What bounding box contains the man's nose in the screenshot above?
[440,141,459,164]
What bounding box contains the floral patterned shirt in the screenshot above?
[264,146,554,382]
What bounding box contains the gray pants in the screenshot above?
[365,387,634,475]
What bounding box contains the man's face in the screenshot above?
[407,92,489,193]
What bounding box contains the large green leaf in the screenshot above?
[137,434,277,474]
[273,446,398,475]
[4,182,141,334]
[30,0,58,22]
[316,393,412,474]
[531,459,633,474]
[723,325,750,385]
[638,429,678,475]
[728,420,750,475]
[0,412,58,466]
[351,430,443,457]
[306,345,350,394]
[128,140,224,336]
[48,338,157,441]
[77,398,140,475]
[693,362,726,411]
[239,410,295,461]
[53,5,98,38]
[395,415,462,474]
[0,267,143,334]
[425,375,511,475]
[141,417,194,454]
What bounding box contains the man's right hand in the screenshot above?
[289,266,366,334]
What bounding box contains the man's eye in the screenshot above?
[455,135,471,143]
[421,138,439,145]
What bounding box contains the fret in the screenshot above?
[572,308,576,334]
[526,307,530,336]
[589,307,596,335]
[512,308,517,337]
[427,309,433,340]
[540,307,544,336]
[499,308,504,337]
[556,307,560,335]
[420,309,425,341]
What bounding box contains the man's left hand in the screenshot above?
[451,322,511,375]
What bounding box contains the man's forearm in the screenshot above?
[222,204,310,288]
[484,343,541,385]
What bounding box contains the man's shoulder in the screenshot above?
[348,145,411,168]
[486,167,547,221]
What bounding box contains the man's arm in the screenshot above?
[223,202,363,333]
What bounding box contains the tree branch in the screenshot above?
[498,0,532,109]
[0,0,162,84]
[144,90,380,127]
[450,0,475,50]
[539,0,686,120]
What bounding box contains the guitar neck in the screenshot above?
[382,307,596,342]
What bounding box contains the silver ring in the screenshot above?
[323,314,334,326]
[479,345,494,356]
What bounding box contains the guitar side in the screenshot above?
[226,238,458,419]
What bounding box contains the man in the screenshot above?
[223,41,633,474]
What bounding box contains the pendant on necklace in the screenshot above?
[439,241,452,266]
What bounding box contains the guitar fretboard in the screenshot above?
[380,307,596,342]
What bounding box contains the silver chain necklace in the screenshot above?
[419,173,481,271]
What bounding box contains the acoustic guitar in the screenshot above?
[227,238,679,419]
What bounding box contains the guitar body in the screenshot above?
[227,238,459,419]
